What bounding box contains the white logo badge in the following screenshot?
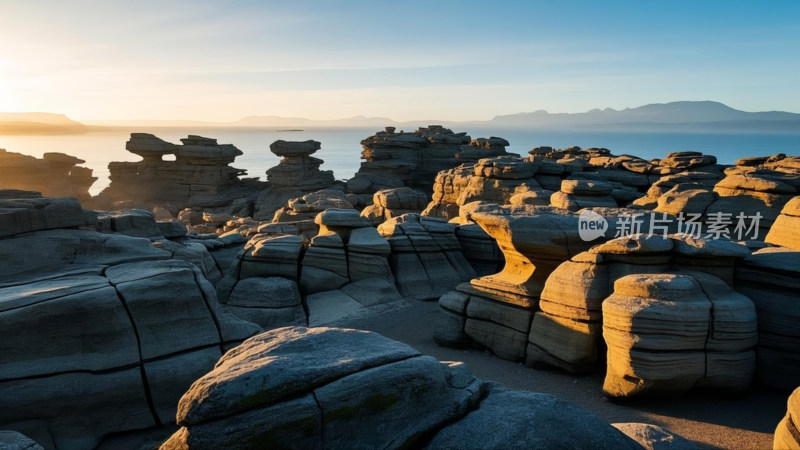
[578,210,608,241]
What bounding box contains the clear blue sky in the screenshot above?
[1,0,798,121]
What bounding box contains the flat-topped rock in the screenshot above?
[0,151,96,202]
[269,139,321,157]
[561,179,613,195]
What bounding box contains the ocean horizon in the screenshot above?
[2,126,799,195]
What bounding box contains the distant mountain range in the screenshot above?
[3,101,800,134]
[0,112,94,135]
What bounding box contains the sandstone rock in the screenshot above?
[164,327,482,449]
[223,277,306,328]
[361,187,428,224]
[0,150,96,202]
[602,272,756,397]
[99,134,252,212]
[0,194,86,237]
[765,196,800,250]
[424,385,641,450]
[0,430,44,450]
[612,423,696,450]
[266,140,335,191]
[352,125,479,195]
[773,387,800,450]
[378,214,475,300]
[735,246,800,389]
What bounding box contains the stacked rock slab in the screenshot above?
[271,188,355,225]
[266,140,335,191]
[361,187,429,224]
[774,387,800,449]
[530,234,751,374]
[216,208,402,327]
[100,134,249,211]
[551,179,618,211]
[160,326,641,450]
[0,192,259,450]
[529,235,674,373]
[435,205,618,361]
[0,149,96,202]
[602,272,758,397]
[423,156,545,220]
[735,201,800,389]
[348,126,508,196]
[378,214,476,300]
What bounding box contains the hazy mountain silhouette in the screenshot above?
[0,113,91,134]
[487,101,800,131]
[5,102,800,134]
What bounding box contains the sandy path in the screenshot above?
[339,300,787,450]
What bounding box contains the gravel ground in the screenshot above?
[339,300,788,450]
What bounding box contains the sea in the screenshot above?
[2,126,799,195]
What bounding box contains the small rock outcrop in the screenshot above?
[361,187,429,224]
[160,326,642,450]
[774,387,800,450]
[0,149,96,202]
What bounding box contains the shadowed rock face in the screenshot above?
[0,191,259,450]
[98,133,250,211]
[0,149,96,202]
[160,326,641,450]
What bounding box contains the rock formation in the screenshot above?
[98,134,256,213]
[735,197,800,389]
[529,233,751,373]
[348,126,509,196]
[423,156,545,220]
[774,387,800,449]
[361,187,429,224]
[0,149,96,202]
[550,179,618,211]
[0,191,259,450]
[217,208,404,328]
[266,140,335,191]
[161,326,641,450]
[602,272,757,397]
[377,214,476,300]
[435,205,633,360]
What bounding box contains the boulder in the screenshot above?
[773,387,800,450]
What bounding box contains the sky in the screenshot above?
[1,0,799,122]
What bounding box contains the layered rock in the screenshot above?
[435,205,622,360]
[349,126,509,196]
[774,387,800,450]
[529,234,750,374]
[0,192,259,450]
[735,246,800,389]
[602,272,757,397]
[0,149,96,202]
[361,187,429,224]
[271,188,355,225]
[378,214,475,300]
[266,140,335,191]
[161,326,641,450]
[217,208,403,328]
[550,179,618,211]
[98,134,254,212]
[423,156,545,220]
[765,196,800,250]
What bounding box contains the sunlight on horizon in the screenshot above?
[0,1,798,121]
